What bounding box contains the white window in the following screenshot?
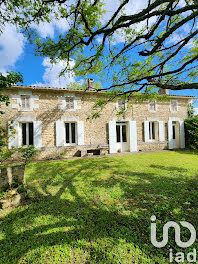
[21,95,30,109]
[65,97,74,110]
[170,100,178,112]
[172,121,176,140]
[149,121,156,141]
[149,101,157,112]
[21,122,34,146]
[117,100,127,111]
[65,122,76,144]
[116,123,127,143]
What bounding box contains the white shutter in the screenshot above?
[8,121,18,149]
[144,121,149,142]
[77,121,84,145]
[180,121,185,149]
[129,121,137,152]
[159,121,165,142]
[56,121,64,147]
[109,121,117,154]
[168,120,173,149]
[34,121,42,148]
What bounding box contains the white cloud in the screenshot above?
[194,108,198,116]
[32,57,75,88]
[0,24,25,72]
[98,0,156,44]
[32,17,70,38]
[31,2,71,38]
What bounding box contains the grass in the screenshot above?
[0,151,198,263]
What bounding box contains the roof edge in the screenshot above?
[9,85,195,98]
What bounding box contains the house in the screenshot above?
[1,80,194,159]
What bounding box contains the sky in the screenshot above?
[0,0,198,108]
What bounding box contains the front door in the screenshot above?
[116,122,129,152]
[172,121,178,149]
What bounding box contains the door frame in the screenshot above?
[116,122,129,152]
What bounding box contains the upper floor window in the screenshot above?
[117,100,127,111]
[21,95,30,109]
[170,100,178,112]
[11,91,39,112]
[65,97,74,110]
[148,101,157,112]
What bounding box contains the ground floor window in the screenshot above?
[149,121,155,140]
[172,121,176,140]
[22,122,34,145]
[65,122,76,144]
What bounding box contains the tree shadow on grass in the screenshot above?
[0,157,197,263]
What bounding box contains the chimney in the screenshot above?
[88,78,94,90]
[158,88,169,95]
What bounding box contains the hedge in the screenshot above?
[184,117,198,149]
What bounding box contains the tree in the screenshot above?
[0,0,197,103]
[0,72,22,161]
[0,72,23,114]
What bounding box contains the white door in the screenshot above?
[172,121,178,149]
[116,122,129,152]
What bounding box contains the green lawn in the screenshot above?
[0,151,198,263]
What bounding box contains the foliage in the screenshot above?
[0,122,15,165]
[185,117,198,149]
[0,1,197,101]
[0,71,23,114]
[0,152,197,263]
[187,103,195,118]
[19,145,39,165]
[66,80,103,90]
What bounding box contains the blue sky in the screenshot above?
[0,0,197,108]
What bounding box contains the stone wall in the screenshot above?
[0,164,25,191]
[1,87,191,159]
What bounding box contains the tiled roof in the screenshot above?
[11,85,195,98]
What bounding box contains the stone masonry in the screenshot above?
[1,85,193,160]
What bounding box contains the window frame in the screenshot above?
[65,96,75,110]
[21,122,34,146]
[20,95,31,110]
[148,100,157,112]
[116,122,127,143]
[117,100,127,112]
[64,122,77,145]
[149,121,156,141]
[172,121,176,140]
[170,100,178,112]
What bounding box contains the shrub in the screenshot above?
[19,145,39,165]
[0,122,15,165]
[184,117,198,149]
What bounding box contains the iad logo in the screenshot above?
[150,215,196,248]
[150,215,197,263]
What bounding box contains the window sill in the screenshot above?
[19,108,33,112]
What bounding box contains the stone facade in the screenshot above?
[1,85,193,160]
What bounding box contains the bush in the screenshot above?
[19,145,39,165]
[184,117,198,149]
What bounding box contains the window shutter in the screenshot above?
[168,120,173,149]
[34,121,42,148]
[144,121,149,142]
[77,121,84,145]
[8,121,18,149]
[158,121,165,142]
[180,121,185,149]
[108,121,117,153]
[129,121,137,152]
[56,121,64,147]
